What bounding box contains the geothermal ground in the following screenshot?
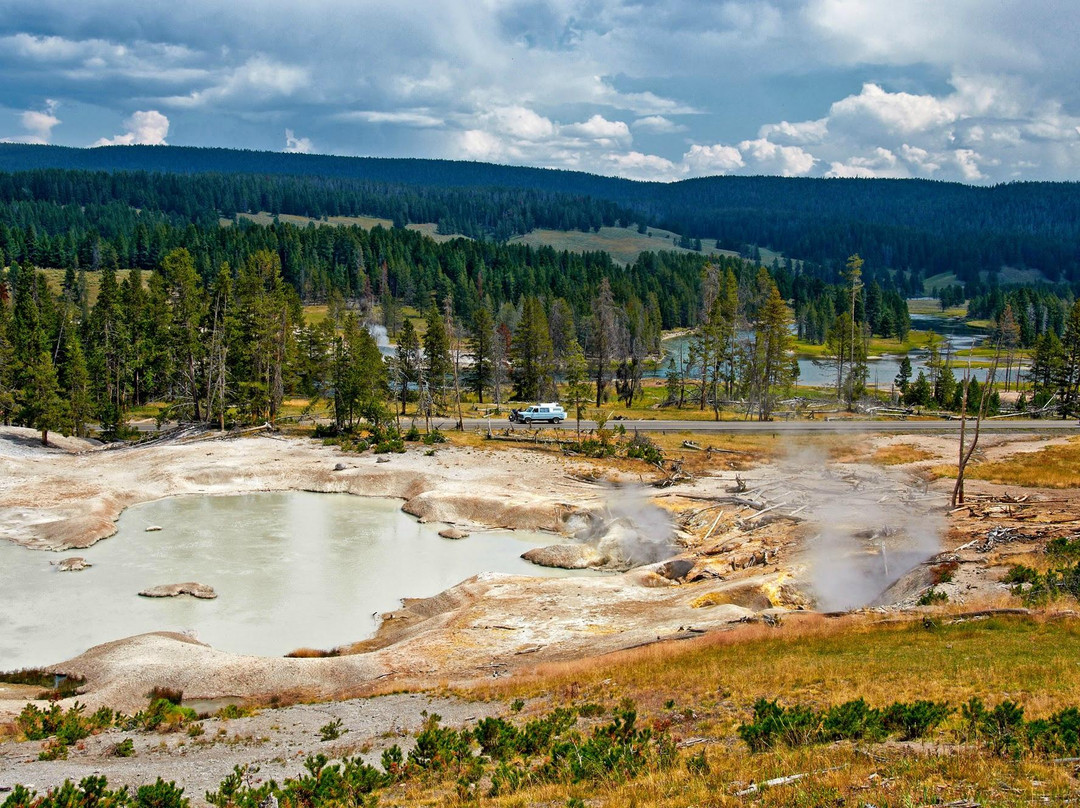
[1,424,1078,798]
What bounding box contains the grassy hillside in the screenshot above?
[509,225,738,265]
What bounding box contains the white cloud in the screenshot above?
[737,138,816,176]
[486,106,557,141]
[683,143,744,173]
[953,148,985,181]
[458,129,504,161]
[92,110,169,146]
[899,144,941,174]
[4,1,1080,182]
[2,100,61,144]
[336,110,444,128]
[829,83,956,135]
[758,118,828,144]
[824,147,904,178]
[602,150,680,181]
[562,114,631,145]
[164,56,308,108]
[284,129,313,154]
[632,115,685,134]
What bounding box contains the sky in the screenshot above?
[2,0,1079,184]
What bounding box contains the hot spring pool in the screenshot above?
[0,492,590,669]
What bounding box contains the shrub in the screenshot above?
[685,748,709,775]
[16,701,116,743]
[214,704,254,720]
[380,744,404,779]
[318,718,347,741]
[1004,564,1040,585]
[930,561,958,584]
[112,738,136,757]
[1047,536,1080,559]
[882,700,953,741]
[423,429,447,445]
[577,702,606,718]
[146,687,183,706]
[130,698,197,732]
[404,425,422,441]
[625,432,663,465]
[917,588,949,605]
[822,698,885,742]
[407,713,472,771]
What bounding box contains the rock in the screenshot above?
[145,525,163,532]
[333,463,347,471]
[656,558,695,582]
[54,556,91,572]
[438,527,469,540]
[139,582,218,600]
[376,456,391,464]
[522,543,607,570]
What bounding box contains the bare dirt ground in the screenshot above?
[2,425,1078,800]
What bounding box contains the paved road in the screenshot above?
[452,417,1077,434]
[124,417,1076,435]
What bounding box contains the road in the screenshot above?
[452,417,1077,434]
[123,417,1076,435]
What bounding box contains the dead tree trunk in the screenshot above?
[952,352,1000,507]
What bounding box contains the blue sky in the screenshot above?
[2,0,1079,183]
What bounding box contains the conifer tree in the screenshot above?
[467,302,495,404]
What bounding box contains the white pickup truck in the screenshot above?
[509,403,567,424]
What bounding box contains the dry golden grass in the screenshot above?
[383,745,1074,807]
[870,443,937,465]
[930,437,1080,488]
[420,613,1080,807]
[475,613,1080,720]
[283,647,336,658]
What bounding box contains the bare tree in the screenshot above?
[952,349,1000,507]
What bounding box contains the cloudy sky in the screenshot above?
[2,0,1079,183]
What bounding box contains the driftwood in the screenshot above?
[735,766,842,796]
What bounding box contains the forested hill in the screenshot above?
[2,143,1080,285]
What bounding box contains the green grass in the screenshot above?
[35,268,148,307]
[793,328,939,358]
[907,297,968,318]
[229,212,466,243]
[508,226,738,266]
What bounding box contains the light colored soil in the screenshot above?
[2,424,1077,791]
[0,691,504,801]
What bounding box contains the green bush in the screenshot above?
[739,698,952,750]
[318,718,347,741]
[407,713,473,771]
[625,432,663,465]
[16,701,116,743]
[1046,536,1080,559]
[917,588,949,605]
[881,700,953,741]
[112,738,136,757]
[822,698,885,742]
[0,777,187,808]
[423,429,447,445]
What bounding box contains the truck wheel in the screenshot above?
[553,417,562,424]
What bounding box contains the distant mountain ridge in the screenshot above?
[2,143,1079,285]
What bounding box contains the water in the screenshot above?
[657,311,999,390]
[0,492,589,669]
